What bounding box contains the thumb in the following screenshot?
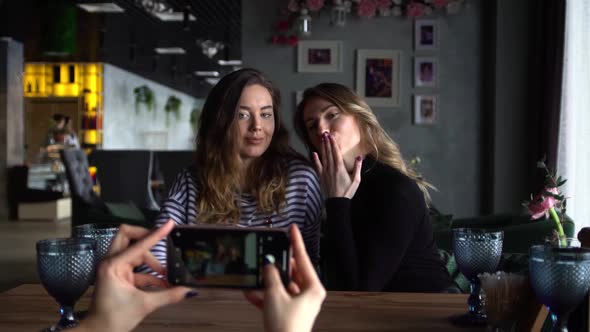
[145,286,193,313]
[263,261,287,296]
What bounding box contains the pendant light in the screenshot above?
[331,0,347,27]
[297,8,312,37]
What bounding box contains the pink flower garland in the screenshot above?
[406,2,426,17]
[287,0,300,12]
[357,0,377,18]
[306,0,325,11]
[432,0,449,9]
[375,0,391,10]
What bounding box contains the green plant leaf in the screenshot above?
[164,95,182,126]
[134,85,155,112]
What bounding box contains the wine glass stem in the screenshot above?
[468,279,485,318]
[57,305,78,329]
[550,311,569,332]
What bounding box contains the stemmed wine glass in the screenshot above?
[450,228,504,327]
[36,238,96,331]
[529,245,590,332]
[73,223,119,263]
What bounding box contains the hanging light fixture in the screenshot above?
[196,39,225,59]
[182,6,191,31]
[297,8,312,37]
[135,0,196,21]
[331,0,347,27]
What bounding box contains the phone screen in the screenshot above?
[167,226,290,289]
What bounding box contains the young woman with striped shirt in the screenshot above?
[142,69,322,272]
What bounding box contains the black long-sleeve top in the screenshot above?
[324,157,453,292]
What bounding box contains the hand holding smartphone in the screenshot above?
[167,225,291,289]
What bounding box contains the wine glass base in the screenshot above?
[449,312,487,327]
[42,311,80,332]
[42,322,78,332]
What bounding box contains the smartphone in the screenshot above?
[167,225,291,289]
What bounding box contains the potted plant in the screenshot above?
[164,95,182,126]
[190,107,200,131]
[133,85,155,113]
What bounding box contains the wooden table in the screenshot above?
[0,284,484,331]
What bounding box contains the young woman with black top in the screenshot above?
[294,83,454,292]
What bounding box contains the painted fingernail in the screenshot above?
[263,254,276,266]
[356,155,362,161]
[185,290,199,298]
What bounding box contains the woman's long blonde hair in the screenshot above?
[294,83,434,203]
[194,68,302,224]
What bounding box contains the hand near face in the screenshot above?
[76,220,193,332]
[313,132,363,199]
[244,225,326,332]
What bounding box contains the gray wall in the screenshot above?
[103,64,203,150]
[243,1,483,217]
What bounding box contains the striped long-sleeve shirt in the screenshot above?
[143,159,322,272]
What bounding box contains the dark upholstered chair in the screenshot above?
[60,149,151,231]
[153,150,194,193]
[88,150,159,210]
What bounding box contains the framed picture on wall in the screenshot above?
[413,95,437,125]
[356,49,402,107]
[297,40,343,73]
[414,57,437,87]
[414,19,438,50]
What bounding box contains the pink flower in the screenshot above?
[277,35,288,45]
[406,2,426,17]
[287,0,300,12]
[432,0,449,8]
[357,0,377,18]
[277,20,291,32]
[528,187,559,219]
[306,0,325,11]
[287,35,299,46]
[375,0,391,10]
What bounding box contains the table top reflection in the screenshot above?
[0,284,483,331]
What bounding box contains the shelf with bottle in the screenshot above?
[79,64,104,148]
[80,109,103,146]
[23,62,105,148]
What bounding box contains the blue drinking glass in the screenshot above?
[73,223,119,263]
[450,228,504,327]
[529,245,590,332]
[36,238,96,331]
